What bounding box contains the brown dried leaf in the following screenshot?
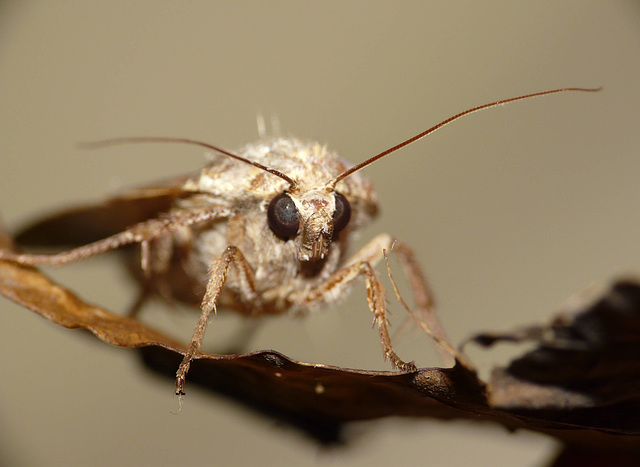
[2,225,640,451]
[469,280,640,410]
[0,231,184,351]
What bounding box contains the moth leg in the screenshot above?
[359,260,418,371]
[0,207,229,269]
[125,286,152,317]
[291,254,415,371]
[383,239,456,367]
[175,245,258,396]
[292,233,452,370]
[345,233,454,365]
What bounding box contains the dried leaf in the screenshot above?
[2,224,640,453]
[0,228,184,351]
[470,280,640,410]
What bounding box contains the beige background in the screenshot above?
[1,1,639,466]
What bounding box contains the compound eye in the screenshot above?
[332,192,351,236]
[267,193,300,239]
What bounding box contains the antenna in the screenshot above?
[330,87,601,187]
[79,136,298,189]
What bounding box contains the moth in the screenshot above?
[0,87,598,395]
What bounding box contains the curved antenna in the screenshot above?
[79,136,298,189]
[330,87,601,187]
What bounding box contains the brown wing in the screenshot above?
[16,175,193,248]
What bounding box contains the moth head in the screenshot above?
[267,188,351,262]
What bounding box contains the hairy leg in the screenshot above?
[175,245,259,395]
[290,233,453,369]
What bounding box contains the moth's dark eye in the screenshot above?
[268,193,300,239]
[332,192,351,236]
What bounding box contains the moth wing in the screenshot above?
[16,174,192,249]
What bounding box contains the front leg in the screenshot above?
[290,233,453,370]
[346,233,454,366]
[175,245,259,395]
[0,206,231,270]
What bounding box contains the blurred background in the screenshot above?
[1,1,639,465]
